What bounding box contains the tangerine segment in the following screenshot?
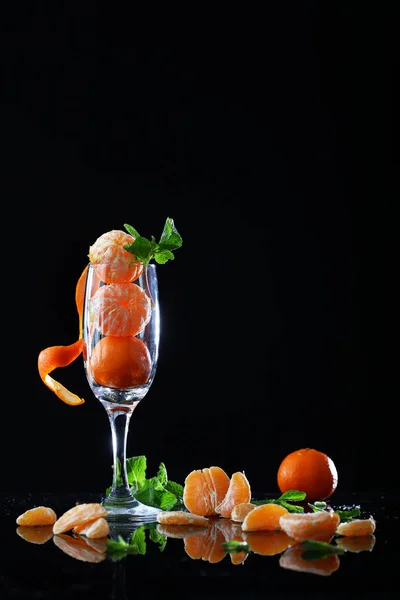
[335,534,376,553]
[279,546,340,576]
[279,510,340,542]
[215,472,251,519]
[156,510,209,527]
[38,339,85,406]
[16,506,57,527]
[231,503,256,523]
[277,448,338,502]
[73,517,110,539]
[88,230,143,284]
[183,467,230,517]
[89,335,151,389]
[53,503,108,535]
[157,524,208,539]
[16,525,54,545]
[53,534,105,563]
[241,503,289,532]
[243,530,292,556]
[89,283,152,337]
[336,517,376,537]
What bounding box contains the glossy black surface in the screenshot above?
[1,491,397,599]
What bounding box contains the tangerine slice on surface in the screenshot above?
[88,283,152,337]
[53,503,108,535]
[16,506,57,527]
[183,466,230,517]
[279,510,340,542]
[215,471,251,519]
[279,545,340,576]
[88,230,143,284]
[156,511,209,527]
[231,502,256,523]
[156,524,208,539]
[241,503,289,532]
[89,335,152,389]
[336,517,376,537]
[73,517,110,539]
[38,339,85,405]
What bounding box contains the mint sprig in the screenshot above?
[124,217,182,265]
[106,456,184,511]
[253,490,306,513]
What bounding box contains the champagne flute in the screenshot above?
[82,262,160,521]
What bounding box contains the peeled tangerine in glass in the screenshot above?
[88,229,144,284]
[88,282,152,337]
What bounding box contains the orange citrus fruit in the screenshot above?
[231,502,256,523]
[277,448,338,502]
[183,466,230,517]
[156,511,209,527]
[241,503,289,532]
[89,335,151,389]
[336,516,376,537]
[88,230,143,284]
[88,282,152,337]
[279,510,340,542]
[215,471,251,518]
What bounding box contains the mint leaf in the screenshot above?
[156,462,168,486]
[301,540,344,560]
[308,501,328,512]
[253,490,305,513]
[126,455,147,490]
[335,507,361,522]
[106,536,139,561]
[135,485,177,511]
[124,217,182,265]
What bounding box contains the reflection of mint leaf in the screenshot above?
[253,490,306,513]
[147,524,167,552]
[222,540,250,553]
[301,540,344,560]
[106,536,139,562]
[130,527,147,555]
[124,217,182,266]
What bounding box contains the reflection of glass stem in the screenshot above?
[111,559,127,600]
[107,406,136,500]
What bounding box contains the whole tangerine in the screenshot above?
[89,335,151,389]
[277,448,338,502]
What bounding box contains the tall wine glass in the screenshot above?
[82,262,160,521]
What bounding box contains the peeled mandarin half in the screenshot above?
[183,466,230,517]
[215,471,251,519]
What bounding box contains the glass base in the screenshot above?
[101,494,161,523]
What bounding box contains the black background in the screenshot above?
[1,4,395,498]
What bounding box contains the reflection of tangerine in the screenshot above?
[215,471,251,518]
[89,230,143,284]
[335,534,376,553]
[90,336,151,389]
[184,520,227,563]
[277,448,338,502]
[183,467,230,517]
[89,283,152,337]
[279,545,340,576]
[17,525,54,545]
[279,510,340,542]
[243,530,292,556]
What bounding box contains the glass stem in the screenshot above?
[106,406,135,499]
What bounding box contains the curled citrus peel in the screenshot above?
[38,264,88,406]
